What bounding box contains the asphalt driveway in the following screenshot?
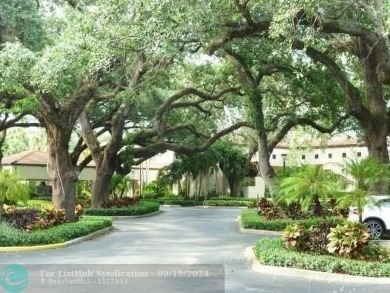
[0,207,388,293]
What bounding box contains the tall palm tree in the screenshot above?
[277,165,338,216]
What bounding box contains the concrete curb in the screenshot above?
[237,216,283,236]
[0,226,114,253]
[245,246,390,284]
[111,210,162,219]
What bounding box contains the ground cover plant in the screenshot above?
[143,197,199,206]
[0,217,112,247]
[85,200,159,216]
[254,238,390,277]
[203,197,257,208]
[1,204,84,231]
[241,209,345,231]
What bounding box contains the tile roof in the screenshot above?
[1,150,95,167]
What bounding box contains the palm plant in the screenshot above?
[109,173,130,200]
[336,157,390,222]
[214,142,248,197]
[0,170,30,217]
[277,165,338,216]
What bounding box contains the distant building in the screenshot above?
[268,136,368,173]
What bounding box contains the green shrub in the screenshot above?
[327,222,370,259]
[0,217,112,247]
[254,238,390,277]
[0,171,30,206]
[144,197,199,206]
[204,198,256,208]
[1,207,40,230]
[102,197,140,208]
[2,205,84,231]
[257,198,280,219]
[240,210,345,231]
[85,201,159,216]
[283,219,339,254]
[142,180,170,199]
[283,223,309,250]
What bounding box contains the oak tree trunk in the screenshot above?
[360,39,389,192]
[362,45,389,164]
[47,129,77,221]
[249,94,276,199]
[91,166,113,208]
[228,178,239,197]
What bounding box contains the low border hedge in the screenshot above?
[85,201,160,216]
[240,210,345,231]
[143,197,199,206]
[254,238,390,277]
[0,216,112,247]
[204,198,256,208]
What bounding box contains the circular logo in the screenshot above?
[0,264,29,293]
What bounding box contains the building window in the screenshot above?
[301,154,306,160]
[357,152,362,157]
[342,153,347,158]
[272,154,276,159]
[328,153,332,159]
[315,154,319,159]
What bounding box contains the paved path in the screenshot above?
[1,207,389,292]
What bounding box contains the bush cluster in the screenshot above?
[1,205,83,231]
[254,238,390,277]
[257,198,280,219]
[282,220,389,262]
[0,217,112,247]
[144,197,199,206]
[1,207,40,230]
[240,210,345,231]
[85,201,159,216]
[204,197,256,208]
[142,181,171,199]
[283,219,340,255]
[102,197,140,208]
[258,198,348,220]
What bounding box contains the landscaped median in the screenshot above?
[249,238,390,280]
[143,197,199,207]
[203,197,256,208]
[85,200,160,216]
[143,196,257,208]
[0,216,113,251]
[239,210,345,231]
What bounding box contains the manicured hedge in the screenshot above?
[85,201,160,216]
[240,210,345,231]
[0,216,112,247]
[204,197,257,208]
[254,238,390,277]
[144,197,199,206]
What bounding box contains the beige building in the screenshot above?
[269,136,368,172]
[2,136,370,198]
[1,150,96,196]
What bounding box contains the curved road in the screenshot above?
[1,207,388,292]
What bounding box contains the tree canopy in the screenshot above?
[1,0,389,212]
